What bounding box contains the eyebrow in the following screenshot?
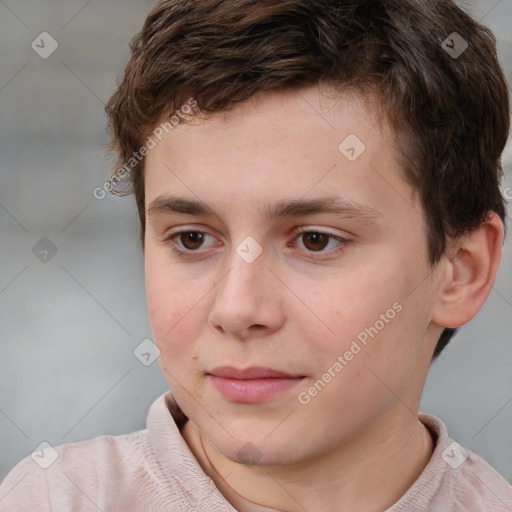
[146,195,384,224]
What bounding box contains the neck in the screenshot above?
[181,406,434,512]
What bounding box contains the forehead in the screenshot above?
[143,84,416,225]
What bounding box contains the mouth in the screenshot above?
[207,366,306,404]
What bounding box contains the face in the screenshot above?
[144,84,444,466]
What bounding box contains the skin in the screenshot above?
[143,83,504,512]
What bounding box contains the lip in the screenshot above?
[207,366,305,403]
[208,366,301,379]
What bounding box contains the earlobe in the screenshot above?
[431,212,504,329]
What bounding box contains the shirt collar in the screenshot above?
[147,392,449,512]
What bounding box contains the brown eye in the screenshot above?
[301,232,330,252]
[179,232,205,250]
[293,229,348,257]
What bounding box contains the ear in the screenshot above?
[431,212,504,329]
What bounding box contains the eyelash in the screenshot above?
[162,227,350,260]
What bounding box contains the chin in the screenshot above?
[208,429,311,467]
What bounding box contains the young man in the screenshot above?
[1,0,511,510]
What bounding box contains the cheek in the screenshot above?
[146,273,207,397]
[145,251,207,352]
[291,255,425,394]
[290,268,398,353]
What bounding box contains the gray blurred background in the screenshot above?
[0,0,511,484]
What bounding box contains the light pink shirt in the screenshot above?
[1,392,511,511]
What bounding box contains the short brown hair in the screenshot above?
[105,0,510,358]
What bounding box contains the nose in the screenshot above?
[208,245,284,340]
